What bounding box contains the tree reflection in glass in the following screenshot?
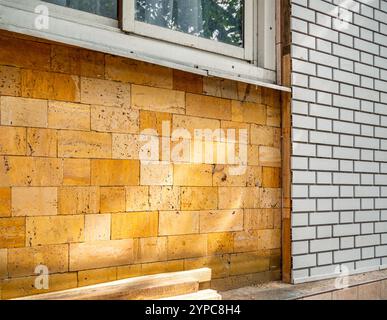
[136,0,244,47]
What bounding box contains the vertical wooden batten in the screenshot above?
[277,0,292,284]
[118,0,123,29]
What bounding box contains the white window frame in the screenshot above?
[122,0,254,61]
[0,0,290,92]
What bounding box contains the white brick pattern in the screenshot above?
[291,0,387,283]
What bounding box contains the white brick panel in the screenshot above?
[333,224,361,237]
[291,0,387,283]
[310,238,340,253]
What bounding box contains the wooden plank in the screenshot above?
[281,0,292,87]
[276,0,292,87]
[276,0,292,284]
[159,289,222,301]
[18,278,199,301]
[14,268,211,300]
[276,0,282,84]
[281,91,292,284]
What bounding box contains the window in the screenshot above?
[2,0,283,89]
[42,0,118,19]
[136,0,244,47]
[123,0,254,60]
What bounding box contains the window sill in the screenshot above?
[0,0,291,92]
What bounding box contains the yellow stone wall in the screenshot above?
[0,30,282,299]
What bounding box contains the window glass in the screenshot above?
[43,0,118,19]
[136,0,244,47]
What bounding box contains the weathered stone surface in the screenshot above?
[51,45,105,78]
[149,186,180,211]
[173,70,203,94]
[172,114,220,138]
[0,157,63,187]
[266,106,281,127]
[1,272,77,300]
[181,187,217,210]
[12,187,57,217]
[81,77,131,108]
[233,230,261,253]
[0,126,26,156]
[26,215,84,246]
[159,211,199,236]
[208,232,234,255]
[50,45,82,75]
[63,159,90,186]
[78,49,105,78]
[0,33,282,298]
[244,209,278,230]
[48,101,90,131]
[58,187,99,215]
[260,188,281,209]
[256,229,281,250]
[111,212,158,239]
[91,160,139,186]
[0,217,25,248]
[70,239,136,271]
[186,94,232,120]
[247,166,263,187]
[140,111,172,137]
[203,77,238,100]
[84,214,111,242]
[237,83,262,104]
[136,237,167,263]
[106,55,173,88]
[141,162,173,186]
[141,260,184,276]
[0,249,7,279]
[58,130,112,159]
[248,145,259,166]
[21,69,80,102]
[78,267,117,287]
[116,264,142,280]
[230,251,270,276]
[0,96,47,128]
[200,210,244,233]
[184,255,231,279]
[91,105,139,134]
[0,188,11,217]
[7,244,68,277]
[0,65,20,96]
[132,85,185,114]
[100,187,125,213]
[27,128,57,157]
[126,186,150,211]
[232,101,266,125]
[262,167,281,188]
[173,164,213,187]
[251,125,280,147]
[0,34,51,70]
[213,165,248,187]
[259,146,281,167]
[218,187,260,209]
[86,270,123,294]
[167,234,207,259]
[112,133,141,160]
